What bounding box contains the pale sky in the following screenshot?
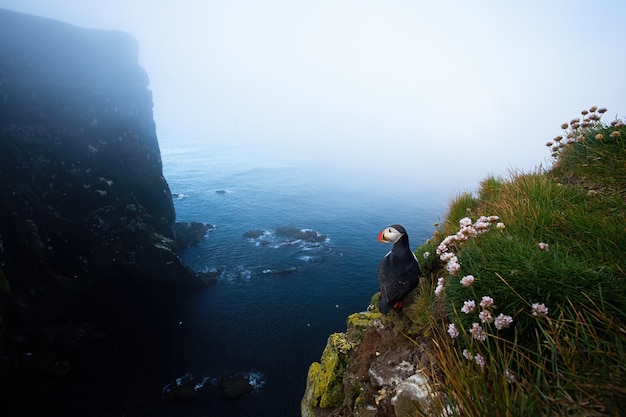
[1,1,625,192]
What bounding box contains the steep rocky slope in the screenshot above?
[301,294,437,417]
[0,9,208,410]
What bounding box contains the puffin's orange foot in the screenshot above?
[393,301,403,310]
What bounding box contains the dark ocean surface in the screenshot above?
[62,141,449,417]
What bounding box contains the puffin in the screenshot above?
[376,224,421,314]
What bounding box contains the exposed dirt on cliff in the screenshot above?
[316,312,439,417]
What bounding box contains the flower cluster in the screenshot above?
[505,368,516,383]
[470,322,486,341]
[435,215,502,278]
[434,211,554,379]
[463,349,486,368]
[479,310,493,324]
[531,302,549,317]
[546,106,624,159]
[461,300,476,314]
[480,296,494,308]
[434,277,445,297]
[494,313,514,330]
[453,294,515,373]
[447,323,459,338]
[457,294,513,337]
[460,275,475,287]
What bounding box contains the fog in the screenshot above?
[2,0,625,191]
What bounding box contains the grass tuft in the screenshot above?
[405,107,626,416]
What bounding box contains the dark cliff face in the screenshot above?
[0,9,206,403]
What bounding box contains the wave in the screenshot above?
[245,370,267,392]
[262,267,298,275]
[243,226,331,253]
[298,255,322,263]
[162,370,267,402]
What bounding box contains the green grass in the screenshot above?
[405,107,626,416]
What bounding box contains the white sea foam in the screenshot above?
[245,370,267,391]
[235,266,252,280]
[298,255,321,263]
[245,227,331,255]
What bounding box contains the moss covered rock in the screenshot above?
[301,332,354,416]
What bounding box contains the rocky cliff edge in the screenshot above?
[0,8,209,407]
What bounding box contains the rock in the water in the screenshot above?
[220,375,253,400]
[174,221,213,249]
[162,373,210,404]
[275,226,328,242]
[197,267,223,285]
[243,229,267,239]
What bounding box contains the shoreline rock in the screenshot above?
[174,221,214,249]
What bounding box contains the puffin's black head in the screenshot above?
[377,224,407,244]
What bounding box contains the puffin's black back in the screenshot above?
[377,229,421,314]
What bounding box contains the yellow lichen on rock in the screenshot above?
[301,332,351,415]
[347,311,382,330]
[346,311,383,342]
[302,312,391,416]
[301,362,321,417]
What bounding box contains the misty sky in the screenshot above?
[2,1,625,192]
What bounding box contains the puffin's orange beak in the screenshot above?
[378,230,387,242]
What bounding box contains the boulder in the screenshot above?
[173,221,213,249]
[220,375,253,400]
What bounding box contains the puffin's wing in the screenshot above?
[377,254,421,313]
[377,256,408,307]
[402,259,421,289]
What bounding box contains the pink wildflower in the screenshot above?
[479,296,494,308]
[447,323,459,338]
[461,300,476,314]
[440,252,454,262]
[460,275,475,287]
[494,314,514,330]
[474,353,486,368]
[505,369,516,383]
[538,242,549,252]
[434,285,444,297]
[446,259,461,275]
[473,220,490,233]
[458,225,477,238]
[462,349,473,360]
[531,302,549,317]
[439,252,454,262]
[459,217,472,228]
[435,277,445,296]
[479,310,494,324]
[470,322,486,341]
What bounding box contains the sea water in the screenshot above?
[81,140,447,417]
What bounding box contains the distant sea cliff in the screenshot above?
[0,8,208,411]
